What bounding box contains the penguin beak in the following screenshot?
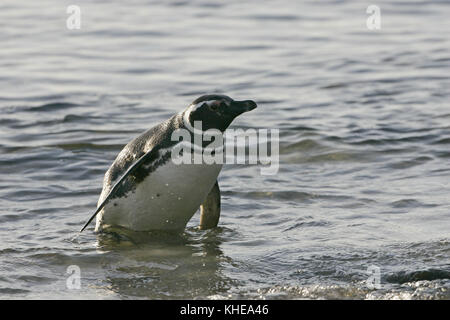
[228,100,257,117]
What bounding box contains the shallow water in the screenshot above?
[0,0,449,299]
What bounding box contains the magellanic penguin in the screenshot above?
[80,94,257,233]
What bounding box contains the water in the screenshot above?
[1,0,449,299]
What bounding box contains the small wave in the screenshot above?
[244,14,299,21]
[385,269,450,284]
[431,137,450,145]
[389,199,437,209]
[285,150,369,164]
[280,139,325,153]
[224,190,352,203]
[386,156,433,169]
[283,220,331,232]
[27,102,80,112]
[224,190,313,202]
[321,83,348,89]
[0,288,30,295]
[50,142,123,151]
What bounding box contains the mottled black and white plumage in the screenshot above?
[80,94,257,233]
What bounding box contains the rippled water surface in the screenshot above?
[1,0,449,299]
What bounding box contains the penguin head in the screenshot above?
[184,94,257,132]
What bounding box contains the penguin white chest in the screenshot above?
[97,161,222,231]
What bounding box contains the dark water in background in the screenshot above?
[0,0,449,299]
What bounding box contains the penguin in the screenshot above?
[80,94,257,233]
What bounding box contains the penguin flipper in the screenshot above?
[79,146,168,233]
[199,180,221,230]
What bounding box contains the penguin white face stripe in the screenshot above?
[191,100,218,111]
[182,100,225,135]
[190,99,231,111]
